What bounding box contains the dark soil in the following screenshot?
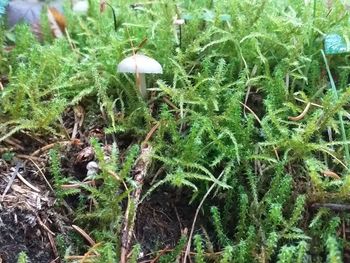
[136,187,196,255]
[0,211,53,262]
[0,107,199,262]
[0,148,70,263]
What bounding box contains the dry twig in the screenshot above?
[72,225,96,246]
[37,215,55,236]
[26,157,55,192]
[31,140,81,157]
[16,173,40,192]
[1,162,23,201]
[120,144,152,263]
[4,138,25,151]
[288,102,311,121]
[47,231,59,259]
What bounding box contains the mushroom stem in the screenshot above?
[137,73,147,98]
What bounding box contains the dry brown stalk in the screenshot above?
[120,144,152,263]
[72,225,96,246]
[37,215,55,236]
[288,102,311,121]
[31,140,82,157]
[47,231,59,259]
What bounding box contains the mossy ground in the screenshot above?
[2,0,350,262]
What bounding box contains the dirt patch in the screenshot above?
[0,211,53,262]
[0,105,199,262]
[0,158,69,262]
[136,187,196,256]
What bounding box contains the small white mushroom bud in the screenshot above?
[86,161,99,176]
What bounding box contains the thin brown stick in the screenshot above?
[4,138,25,151]
[243,65,258,118]
[163,97,179,110]
[150,246,170,263]
[61,181,93,189]
[50,257,60,263]
[30,140,81,156]
[72,105,85,140]
[239,101,262,125]
[64,28,79,54]
[80,243,102,263]
[239,101,280,161]
[16,154,45,162]
[16,173,40,192]
[47,231,59,259]
[135,37,148,54]
[0,147,12,154]
[107,170,122,181]
[323,170,341,180]
[288,102,311,121]
[142,122,160,145]
[294,97,322,108]
[21,131,47,145]
[173,204,183,230]
[72,225,96,246]
[27,157,54,192]
[37,215,55,236]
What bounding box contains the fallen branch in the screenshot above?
[120,144,152,263]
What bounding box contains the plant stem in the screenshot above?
[138,73,147,98]
[321,49,350,165]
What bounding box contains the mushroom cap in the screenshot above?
[73,1,89,14]
[117,54,163,74]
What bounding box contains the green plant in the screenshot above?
[17,252,28,263]
[159,235,187,263]
[49,148,79,200]
[2,0,350,262]
[194,234,205,263]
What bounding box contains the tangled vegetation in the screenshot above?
[2,0,350,262]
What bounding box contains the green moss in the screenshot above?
[2,0,350,261]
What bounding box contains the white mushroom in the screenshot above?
[73,0,89,14]
[86,161,99,177]
[117,54,163,98]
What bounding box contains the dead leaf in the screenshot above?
[47,7,66,38]
[7,1,64,39]
[323,170,341,180]
[75,146,95,164]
